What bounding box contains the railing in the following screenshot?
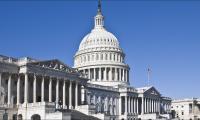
[0,104,15,109]
[87,83,118,91]
[119,87,137,93]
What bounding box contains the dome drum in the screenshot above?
[78,66,130,86]
[74,51,126,68]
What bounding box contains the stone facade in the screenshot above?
[171,98,200,120]
[0,0,172,120]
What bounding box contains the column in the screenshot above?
[152,100,155,113]
[41,76,45,102]
[49,78,52,102]
[119,96,122,115]
[150,99,152,113]
[152,99,154,113]
[131,97,133,114]
[115,68,118,81]
[0,72,2,87]
[127,70,129,82]
[99,68,102,81]
[109,67,112,81]
[124,69,127,81]
[75,82,78,108]
[123,69,125,81]
[119,68,121,81]
[156,100,158,112]
[144,98,146,114]
[125,96,127,115]
[17,75,21,105]
[81,85,85,105]
[128,96,130,114]
[56,79,59,105]
[156,100,158,113]
[155,100,157,113]
[147,98,148,113]
[69,81,72,109]
[7,74,11,105]
[63,81,66,107]
[104,67,107,81]
[158,99,160,114]
[134,97,136,114]
[141,97,144,114]
[83,69,86,74]
[94,68,96,81]
[88,68,91,79]
[87,94,91,105]
[24,73,28,104]
[153,100,156,113]
[33,74,37,103]
[136,98,139,114]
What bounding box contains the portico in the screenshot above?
[0,59,87,110]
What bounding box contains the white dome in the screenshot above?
[79,28,120,51]
[74,1,130,87]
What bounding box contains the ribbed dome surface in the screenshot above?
[79,28,120,51]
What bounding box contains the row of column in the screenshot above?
[87,94,117,115]
[127,96,139,115]
[162,102,171,113]
[22,74,81,109]
[81,67,129,82]
[142,97,160,114]
[1,72,85,109]
[76,52,124,65]
[120,96,139,115]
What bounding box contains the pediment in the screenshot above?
[144,87,161,97]
[28,59,77,73]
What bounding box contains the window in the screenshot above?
[84,56,86,62]
[105,54,108,60]
[92,55,94,61]
[182,111,184,115]
[88,55,90,61]
[96,54,99,60]
[101,54,103,60]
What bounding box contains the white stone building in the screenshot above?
[0,0,171,120]
[171,98,200,120]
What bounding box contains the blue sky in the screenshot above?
[0,0,200,99]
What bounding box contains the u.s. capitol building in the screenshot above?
[0,0,171,120]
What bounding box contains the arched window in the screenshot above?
[96,54,99,60]
[110,53,112,60]
[84,56,86,62]
[101,54,103,60]
[88,55,90,61]
[13,114,17,120]
[92,55,94,61]
[105,54,108,60]
[31,114,41,120]
[18,114,23,120]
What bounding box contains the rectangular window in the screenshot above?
[182,111,184,115]
[189,104,192,113]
